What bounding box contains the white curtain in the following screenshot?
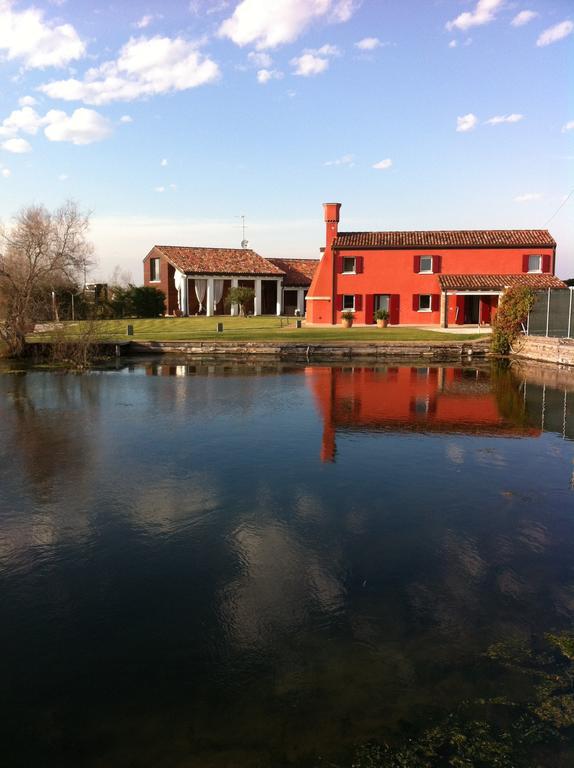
[213,279,224,312]
[195,279,207,313]
[174,270,184,313]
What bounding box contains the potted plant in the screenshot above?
[341,310,354,328]
[374,308,389,328]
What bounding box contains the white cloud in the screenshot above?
[58,173,68,181]
[290,43,338,76]
[18,95,37,107]
[456,113,478,132]
[446,0,503,32]
[324,153,354,166]
[355,37,381,51]
[154,186,165,192]
[219,0,357,50]
[314,43,340,56]
[536,20,573,47]
[0,106,45,137]
[511,10,538,27]
[134,14,159,29]
[2,137,32,153]
[0,105,112,146]
[0,0,85,68]
[160,158,168,166]
[1,167,11,178]
[449,40,458,48]
[120,114,133,123]
[562,120,574,133]
[373,158,392,170]
[485,113,524,125]
[43,108,112,144]
[247,50,272,67]
[291,52,329,76]
[39,35,220,105]
[514,192,542,203]
[256,68,283,83]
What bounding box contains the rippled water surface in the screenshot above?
[1,359,573,767]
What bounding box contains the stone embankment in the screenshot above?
[511,336,574,368]
[129,339,491,361]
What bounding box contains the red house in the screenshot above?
[306,203,564,326]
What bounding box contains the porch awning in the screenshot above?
[439,274,567,292]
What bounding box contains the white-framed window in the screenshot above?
[418,294,432,312]
[419,256,433,274]
[150,257,161,282]
[527,255,542,273]
[342,257,356,274]
[342,294,355,311]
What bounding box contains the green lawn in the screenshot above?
[29,317,483,343]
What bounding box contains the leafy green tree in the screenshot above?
[225,286,255,317]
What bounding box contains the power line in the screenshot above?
[544,188,574,227]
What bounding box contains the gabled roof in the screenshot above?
[267,258,319,286]
[151,246,284,276]
[333,230,556,250]
[439,273,566,291]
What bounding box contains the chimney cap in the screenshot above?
[323,202,341,222]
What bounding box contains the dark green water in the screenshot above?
[0,359,573,767]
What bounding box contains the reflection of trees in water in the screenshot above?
[7,372,97,496]
[0,372,100,568]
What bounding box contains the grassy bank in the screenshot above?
[29,317,482,344]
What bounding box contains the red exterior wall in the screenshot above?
[143,248,176,315]
[306,204,555,326]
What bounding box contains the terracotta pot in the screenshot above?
[342,318,353,328]
[377,319,388,328]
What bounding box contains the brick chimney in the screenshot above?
[323,202,341,249]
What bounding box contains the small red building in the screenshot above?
[306,203,564,326]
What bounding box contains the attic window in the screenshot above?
[150,258,160,282]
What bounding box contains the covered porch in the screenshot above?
[175,273,283,317]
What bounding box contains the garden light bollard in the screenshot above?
[127,324,134,336]
[217,322,224,333]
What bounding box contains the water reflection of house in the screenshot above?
[307,366,541,462]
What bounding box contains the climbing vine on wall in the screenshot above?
[491,285,535,355]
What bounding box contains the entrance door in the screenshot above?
[374,294,390,313]
[464,296,480,324]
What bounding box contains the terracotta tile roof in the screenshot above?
[333,230,556,249]
[153,246,285,276]
[438,274,567,291]
[267,258,319,286]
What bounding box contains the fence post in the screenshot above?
[545,288,551,337]
[568,288,573,340]
[526,305,530,336]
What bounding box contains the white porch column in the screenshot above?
[276,279,282,316]
[230,277,239,316]
[206,277,214,317]
[297,288,305,316]
[254,278,262,316]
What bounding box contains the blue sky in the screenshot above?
[0,0,572,281]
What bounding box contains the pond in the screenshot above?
[0,359,573,767]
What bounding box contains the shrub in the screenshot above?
[491,285,535,355]
[128,286,165,318]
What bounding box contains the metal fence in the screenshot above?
[526,288,574,338]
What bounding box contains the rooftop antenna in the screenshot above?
[240,214,248,249]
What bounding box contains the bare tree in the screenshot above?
[0,202,94,356]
